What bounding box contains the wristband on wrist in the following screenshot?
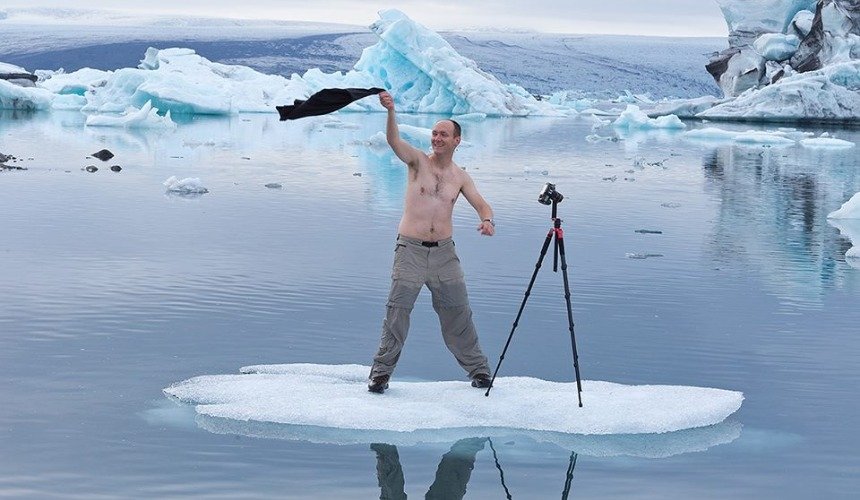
[482,218,495,227]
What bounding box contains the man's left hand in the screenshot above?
[477,220,495,236]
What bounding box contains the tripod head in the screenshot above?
[538,182,564,223]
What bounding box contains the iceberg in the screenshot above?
[163,363,744,436]
[354,9,546,116]
[754,33,801,61]
[0,78,54,110]
[0,62,37,87]
[81,47,306,115]
[702,0,860,123]
[828,192,860,219]
[613,105,686,130]
[699,60,860,122]
[2,10,551,118]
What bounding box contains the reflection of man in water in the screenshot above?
[371,438,487,500]
[368,91,495,394]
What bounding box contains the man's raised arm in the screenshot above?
[379,91,422,166]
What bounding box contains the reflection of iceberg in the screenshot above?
[702,144,860,301]
[193,413,742,459]
[164,363,743,435]
[828,218,860,267]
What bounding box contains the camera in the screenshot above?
[538,183,564,205]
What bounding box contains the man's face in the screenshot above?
[431,120,460,154]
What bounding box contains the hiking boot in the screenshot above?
[368,374,390,394]
[471,374,491,388]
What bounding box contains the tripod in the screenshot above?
[485,198,584,407]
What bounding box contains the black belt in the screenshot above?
[421,241,439,247]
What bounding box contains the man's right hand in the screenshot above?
[379,91,394,111]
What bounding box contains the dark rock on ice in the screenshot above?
[91,149,114,161]
[0,70,37,88]
[110,165,122,172]
[85,165,98,172]
[265,183,283,189]
[635,229,663,234]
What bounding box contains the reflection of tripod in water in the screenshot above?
[485,183,584,407]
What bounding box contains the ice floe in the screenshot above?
[613,105,686,130]
[799,135,855,148]
[163,176,208,194]
[163,363,744,436]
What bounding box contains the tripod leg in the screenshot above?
[555,236,584,407]
[485,228,555,396]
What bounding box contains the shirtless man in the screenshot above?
[368,91,495,394]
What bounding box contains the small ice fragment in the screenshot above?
[626,253,664,259]
[164,176,208,194]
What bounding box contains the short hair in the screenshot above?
[448,119,462,138]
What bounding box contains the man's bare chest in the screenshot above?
[409,169,462,204]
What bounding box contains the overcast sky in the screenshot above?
[4,1,729,37]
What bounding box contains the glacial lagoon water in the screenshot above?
[1,110,858,498]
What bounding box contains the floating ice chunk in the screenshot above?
[828,192,860,220]
[362,131,389,149]
[699,61,860,122]
[315,117,361,130]
[398,124,433,144]
[644,96,724,118]
[613,105,686,130]
[355,9,547,116]
[80,47,307,115]
[753,33,800,61]
[0,79,54,110]
[799,136,855,148]
[451,112,486,121]
[732,131,796,145]
[163,363,743,435]
[86,100,177,129]
[684,127,743,142]
[163,175,208,194]
[51,94,87,110]
[685,126,802,146]
[586,134,615,143]
[38,67,111,95]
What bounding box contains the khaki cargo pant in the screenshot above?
[370,235,490,379]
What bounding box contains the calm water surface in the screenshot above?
[1,110,858,498]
